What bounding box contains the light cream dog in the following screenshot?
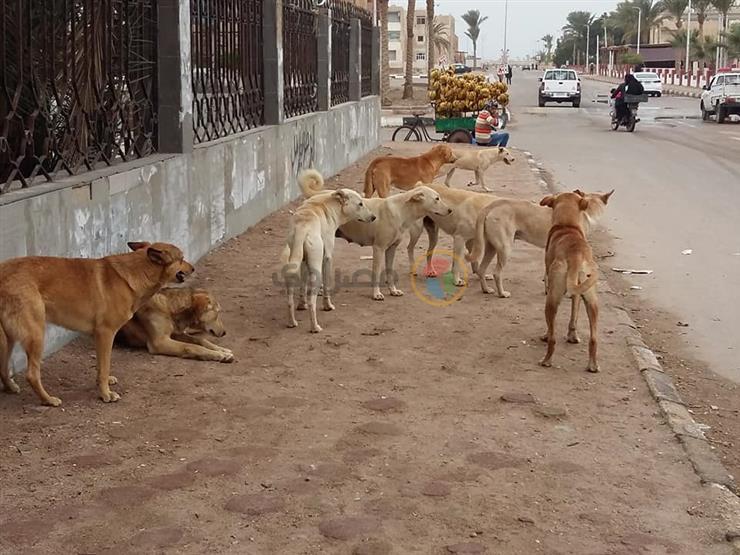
[300,170,452,300]
[282,170,376,332]
[406,182,498,286]
[445,146,515,191]
[539,191,601,373]
[116,287,233,362]
[466,189,613,302]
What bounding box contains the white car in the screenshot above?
[538,69,581,108]
[700,71,740,123]
[633,71,663,97]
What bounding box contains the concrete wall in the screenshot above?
[0,96,381,372]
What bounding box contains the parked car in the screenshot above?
[538,69,581,107]
[633,71,663,97]
[700,71,740,123]
[452,63,472,74]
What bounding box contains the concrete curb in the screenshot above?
[530,151,740,548]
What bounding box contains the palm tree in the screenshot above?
[541,34,554,62]
[402,0,416,99]
[562,11,593,65]
[670,28,701,68]
[426,0,434,80]
[712,0,737,66]
[461,10,488,69]
[378,0,391,105]
[610,0,667,44]
[724,22,740,58]
[430,20,451,62]
[693,0,713,36]
[663,0,689,29]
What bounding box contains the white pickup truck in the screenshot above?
[538,69,581,108]
[700,71,740,123]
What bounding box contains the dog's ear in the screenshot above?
[601,189,615,204]
[540,195,555,207]
[332,189,349,205]
[579,197,590,211]
[408,190,426,203]
[498,147,504,154]
[146,247,174,266]
[573,189,585,197]
[128,241,150,252]
[192,292,211,312]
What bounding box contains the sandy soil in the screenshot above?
[0,142,733,554]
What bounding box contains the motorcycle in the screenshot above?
[609,89,648,132]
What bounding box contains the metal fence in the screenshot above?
[0,0,158,193]
[330,1,351,106]
[190,0,264,144]
[359,9,373,97]
[283,0,318,118]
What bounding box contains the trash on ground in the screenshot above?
[630,286,643,290]
[612,268,653,275]
[677,321,689,327]
[360,255,373,260]
[681,249,693,255]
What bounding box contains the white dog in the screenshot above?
[445,147,515,191]
[282,170,376,332]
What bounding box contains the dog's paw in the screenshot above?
[484,274,494,280]
[539,359,552,368]
[586,362,600,373]
[566,333,581,344]
[108,376,118,386]
[540,334,549,343]
[322,301,336,311]
[44,396,63,407]
[454,278,466,287]
[499,291,511,299]
[3,380,20,394]
[287,320,298,328]
[296,301,308,311]
[310,325,323,333]
[389,288,404,297]
[101,390,121,403]
[220,351,235,363]
[373,292,385,301]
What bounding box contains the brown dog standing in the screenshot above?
[539,192,600,372]
[0,242,194,406]
[363,144,457,198]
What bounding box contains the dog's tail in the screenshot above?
[466,200,497,263]
[298,169,325,198]
[363,161,377,198]
[566,262,599,297]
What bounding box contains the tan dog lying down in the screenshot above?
[539,191,601,373]
[364,144,457,198]
[300,171,452,300]
[282,170,376,332]
[0,242,194,406]
[445,147,515,191]
[467,189,613,301]
[116,287,233,362]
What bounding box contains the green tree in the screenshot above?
[426,0,434,81]
[609,0,667,44]
[712,0,737,65]
[724,22,740,59]
[431,20,451,61]
[541,33,554,62]
[663,0,689,29]
[403,0,416,99]
[461,9,488,69]
[562,11,594,65]
[693,0,713,36]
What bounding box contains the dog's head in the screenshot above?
[540,191,590,212]
[408,186,453,216]
[191,290,227,337]
[333,189,376,223]
[497,147,515,166]
[572,188,615,225]
[128,242,195,283]
[431,144,457,164]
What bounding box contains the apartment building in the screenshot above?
[386,6,458,75]
[651,5,740,43]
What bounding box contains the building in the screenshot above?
[386,6,459,75]
[651,4,740,43]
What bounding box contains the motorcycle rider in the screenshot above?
[611,73,645,123]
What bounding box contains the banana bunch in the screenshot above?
[429,68,510,117]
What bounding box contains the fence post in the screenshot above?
[317,6,331,111]
[371,25,380,95]
[263,0,284,125]
[349,18,361,101]
[157,0,193,153]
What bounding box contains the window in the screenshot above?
[544,70,577,81]
[388,31,400,41]
[416,16,426,25]
[388,12,400,23]
[715,75,725,86]
[416,52,426,61]
[389,50,397,61]
[417,35,424,42]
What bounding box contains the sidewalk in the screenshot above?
[0,142,738,554]
[582,73,703,98]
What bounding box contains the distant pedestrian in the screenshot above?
[506,64,513,85]
[497,66,505,82]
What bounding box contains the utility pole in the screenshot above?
[503,0,509,65]
[586,23,591,67]
[634,6,642,54]
[596,35,600,71]
[685,0,692,76]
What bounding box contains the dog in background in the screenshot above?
[445,147,515,191]
[363,144,457,198]
[282,170,376,332]
[539,191,601,373]
[116,287,233,362]
[0,242,194,406]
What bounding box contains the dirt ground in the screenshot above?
[0,142,735,554]
[386,83,431,107]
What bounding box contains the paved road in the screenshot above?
[509,69,740,383]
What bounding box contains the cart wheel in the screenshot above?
[392,125,422,141]
[446,129,472,144]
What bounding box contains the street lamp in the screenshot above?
[685,0,692,75]
[502,0,509,65]
[633,6,642,54]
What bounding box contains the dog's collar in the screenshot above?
[546,223,585,251]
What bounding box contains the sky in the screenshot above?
[388,0,622,59]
